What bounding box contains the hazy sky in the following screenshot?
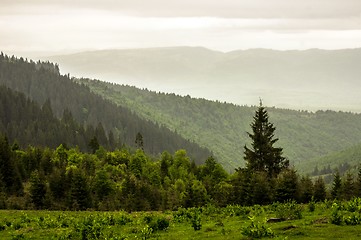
[1,0,361,56]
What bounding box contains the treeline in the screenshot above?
[0,53,211,163]
[1,133,361,211]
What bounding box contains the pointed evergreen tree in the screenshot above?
[88,136,100,154]
[331,170,342,200]
[356,165,361,197]
[135,132,144,150]
[313,176,326,202]
[342,172,355,200]
[299,175,314,203]
[29,170,46,209]
[244,101,289,178]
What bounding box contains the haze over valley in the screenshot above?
[46,47,361,112]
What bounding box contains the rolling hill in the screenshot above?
[78,78,361,172]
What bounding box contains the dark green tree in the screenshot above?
[356,165,361,197]
[93,170,114,201]
[29,170,46,209]
[342,172,355,200]
[135,132,144,150]
[0,135,22,195]
[275,169,299,202]
[313,176,326,202]
[88,136,100,154]
[331,170,342,200]
[244,101,289,178]
[250,171,273,205]
[69,169,91,210]
[299,175,314,203]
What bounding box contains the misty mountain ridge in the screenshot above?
[45,46,361,113]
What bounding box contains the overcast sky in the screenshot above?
[1,0,361,56]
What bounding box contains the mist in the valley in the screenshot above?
[2,0,361,112]
[46,47,361,113]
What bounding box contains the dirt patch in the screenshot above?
[313,217,328,224]
[282,225,297,231]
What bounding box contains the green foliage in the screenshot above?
[223,205,251,217]
[313,177,327,202]
[308,198,316,212]
[190,208,202,231]
[29,170,46,209]
[275,169,299,202]
[331,171,342,200]
[241,216,274,238]
[143,214,170,232]
[273,200,303,220]
[331,203,344,225]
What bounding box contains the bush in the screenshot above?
[143,214,170,232]
[223,205,251,217]
[330,203,343,225]
[191,208,202,231]
[173,207,192,223]
[154,217,170,231]
[308,199,316,212]
[345,198,361,212]
[344,213,360,226]
[241,216,274,238]
[274,201,302,220]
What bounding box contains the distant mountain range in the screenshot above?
[45,47,361,112]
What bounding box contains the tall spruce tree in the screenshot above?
[331,170,342,200]
[244,101,289,178]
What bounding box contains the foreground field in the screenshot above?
[1,200,361,239]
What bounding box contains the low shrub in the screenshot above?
[274,201,302,220]
[241,216,274,239]
[190,208,202,231]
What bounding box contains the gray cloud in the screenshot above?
[1,0,361,54]
[1,0,361,19]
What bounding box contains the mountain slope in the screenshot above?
[0,53,212,163]
[0,85,100,150]
[46,47,361,112]
[78,79,361,171]
[298,143,361,175]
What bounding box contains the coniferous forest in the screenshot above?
[0,53,211,163]
[1,53,361,212]
[3,53,361,239]
[2,100,361,211]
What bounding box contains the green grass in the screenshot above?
[1,201,361,239]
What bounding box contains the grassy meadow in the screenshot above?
[1,200,361,239]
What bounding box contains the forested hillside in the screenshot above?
[0,53,211,163]
[0,104,360,212]
[0,85,112,150]
[79,79,361,172]
[299,143,361,175]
